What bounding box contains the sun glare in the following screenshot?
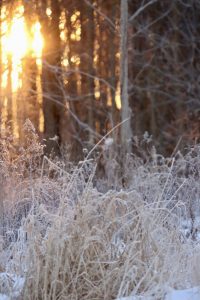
[32,22,43,65]
[5,17,28,59]
[1,7,43,91]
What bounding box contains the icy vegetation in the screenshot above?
[1,122,200,299]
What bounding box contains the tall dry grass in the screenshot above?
[0,123,200,299]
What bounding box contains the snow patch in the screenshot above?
[0,294,9,300]
[165,286,200,300]
[103,138,113,150]
[0,273,25,299]
[117,286,200,300]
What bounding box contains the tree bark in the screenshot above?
[120,0,132,149]
[39,0,64,155]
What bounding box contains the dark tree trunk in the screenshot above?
[80,1,95,144]
[16,0,40,142]
[39,0,64,155]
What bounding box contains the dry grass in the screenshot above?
[0,124,200,299]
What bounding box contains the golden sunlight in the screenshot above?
[32,22,43,66]
[0,4,44,137]
[4,17,28,60]
[1,7,43,91]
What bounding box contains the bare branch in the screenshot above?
[84,0,116,31]
[129,0,158,23]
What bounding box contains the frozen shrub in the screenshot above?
[0,127,200,298]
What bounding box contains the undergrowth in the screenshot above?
[0,122,200,299]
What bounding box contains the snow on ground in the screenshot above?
[179,217,200,241]
[0,295,9,300]
[0,273,25,300]
[117,286,200,300]
[0,294,10,300]
[165,287,200,300]
[117,296,152,300]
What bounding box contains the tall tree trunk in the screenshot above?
[120,0,132,149]
[7,54,12,133]
[97,13,109,135]
[64,5,83,160]
[80,1,95,144]
[108,3,119,137]
[39,0,64,155]
[87,3,95,144]
[0,0,2,135]
[23,1,39,132]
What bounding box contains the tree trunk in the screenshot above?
[80,1,95,144]
[0,0,2,135]
[39,0,64,155]
[120,0,132,149]
[23,1,39,132]
[7,54,12,132]
[87,3,95,144]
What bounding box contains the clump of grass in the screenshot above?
[21,188,187,299]
[0,124,200,299]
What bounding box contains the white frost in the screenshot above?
[103,138,114,150]
[117,286,200,300]
[0,273,25,299]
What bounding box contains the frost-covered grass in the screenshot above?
[0,122,200,299]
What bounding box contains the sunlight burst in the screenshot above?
[1,8,43,91]
[4,16,28,60]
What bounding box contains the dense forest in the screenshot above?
[1,1,200,299]
[0,0,200,158]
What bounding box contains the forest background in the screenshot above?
[0,0,199,159]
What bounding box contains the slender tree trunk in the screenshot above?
[23,1,39,132]
[87,3,95,144]
[109,5,118,128]
[0,0,2,135]
[80,1,95,143]
[120,0,132,149]
[7,54,12,132]
[97,14,108,135]
[64,5,83,159]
